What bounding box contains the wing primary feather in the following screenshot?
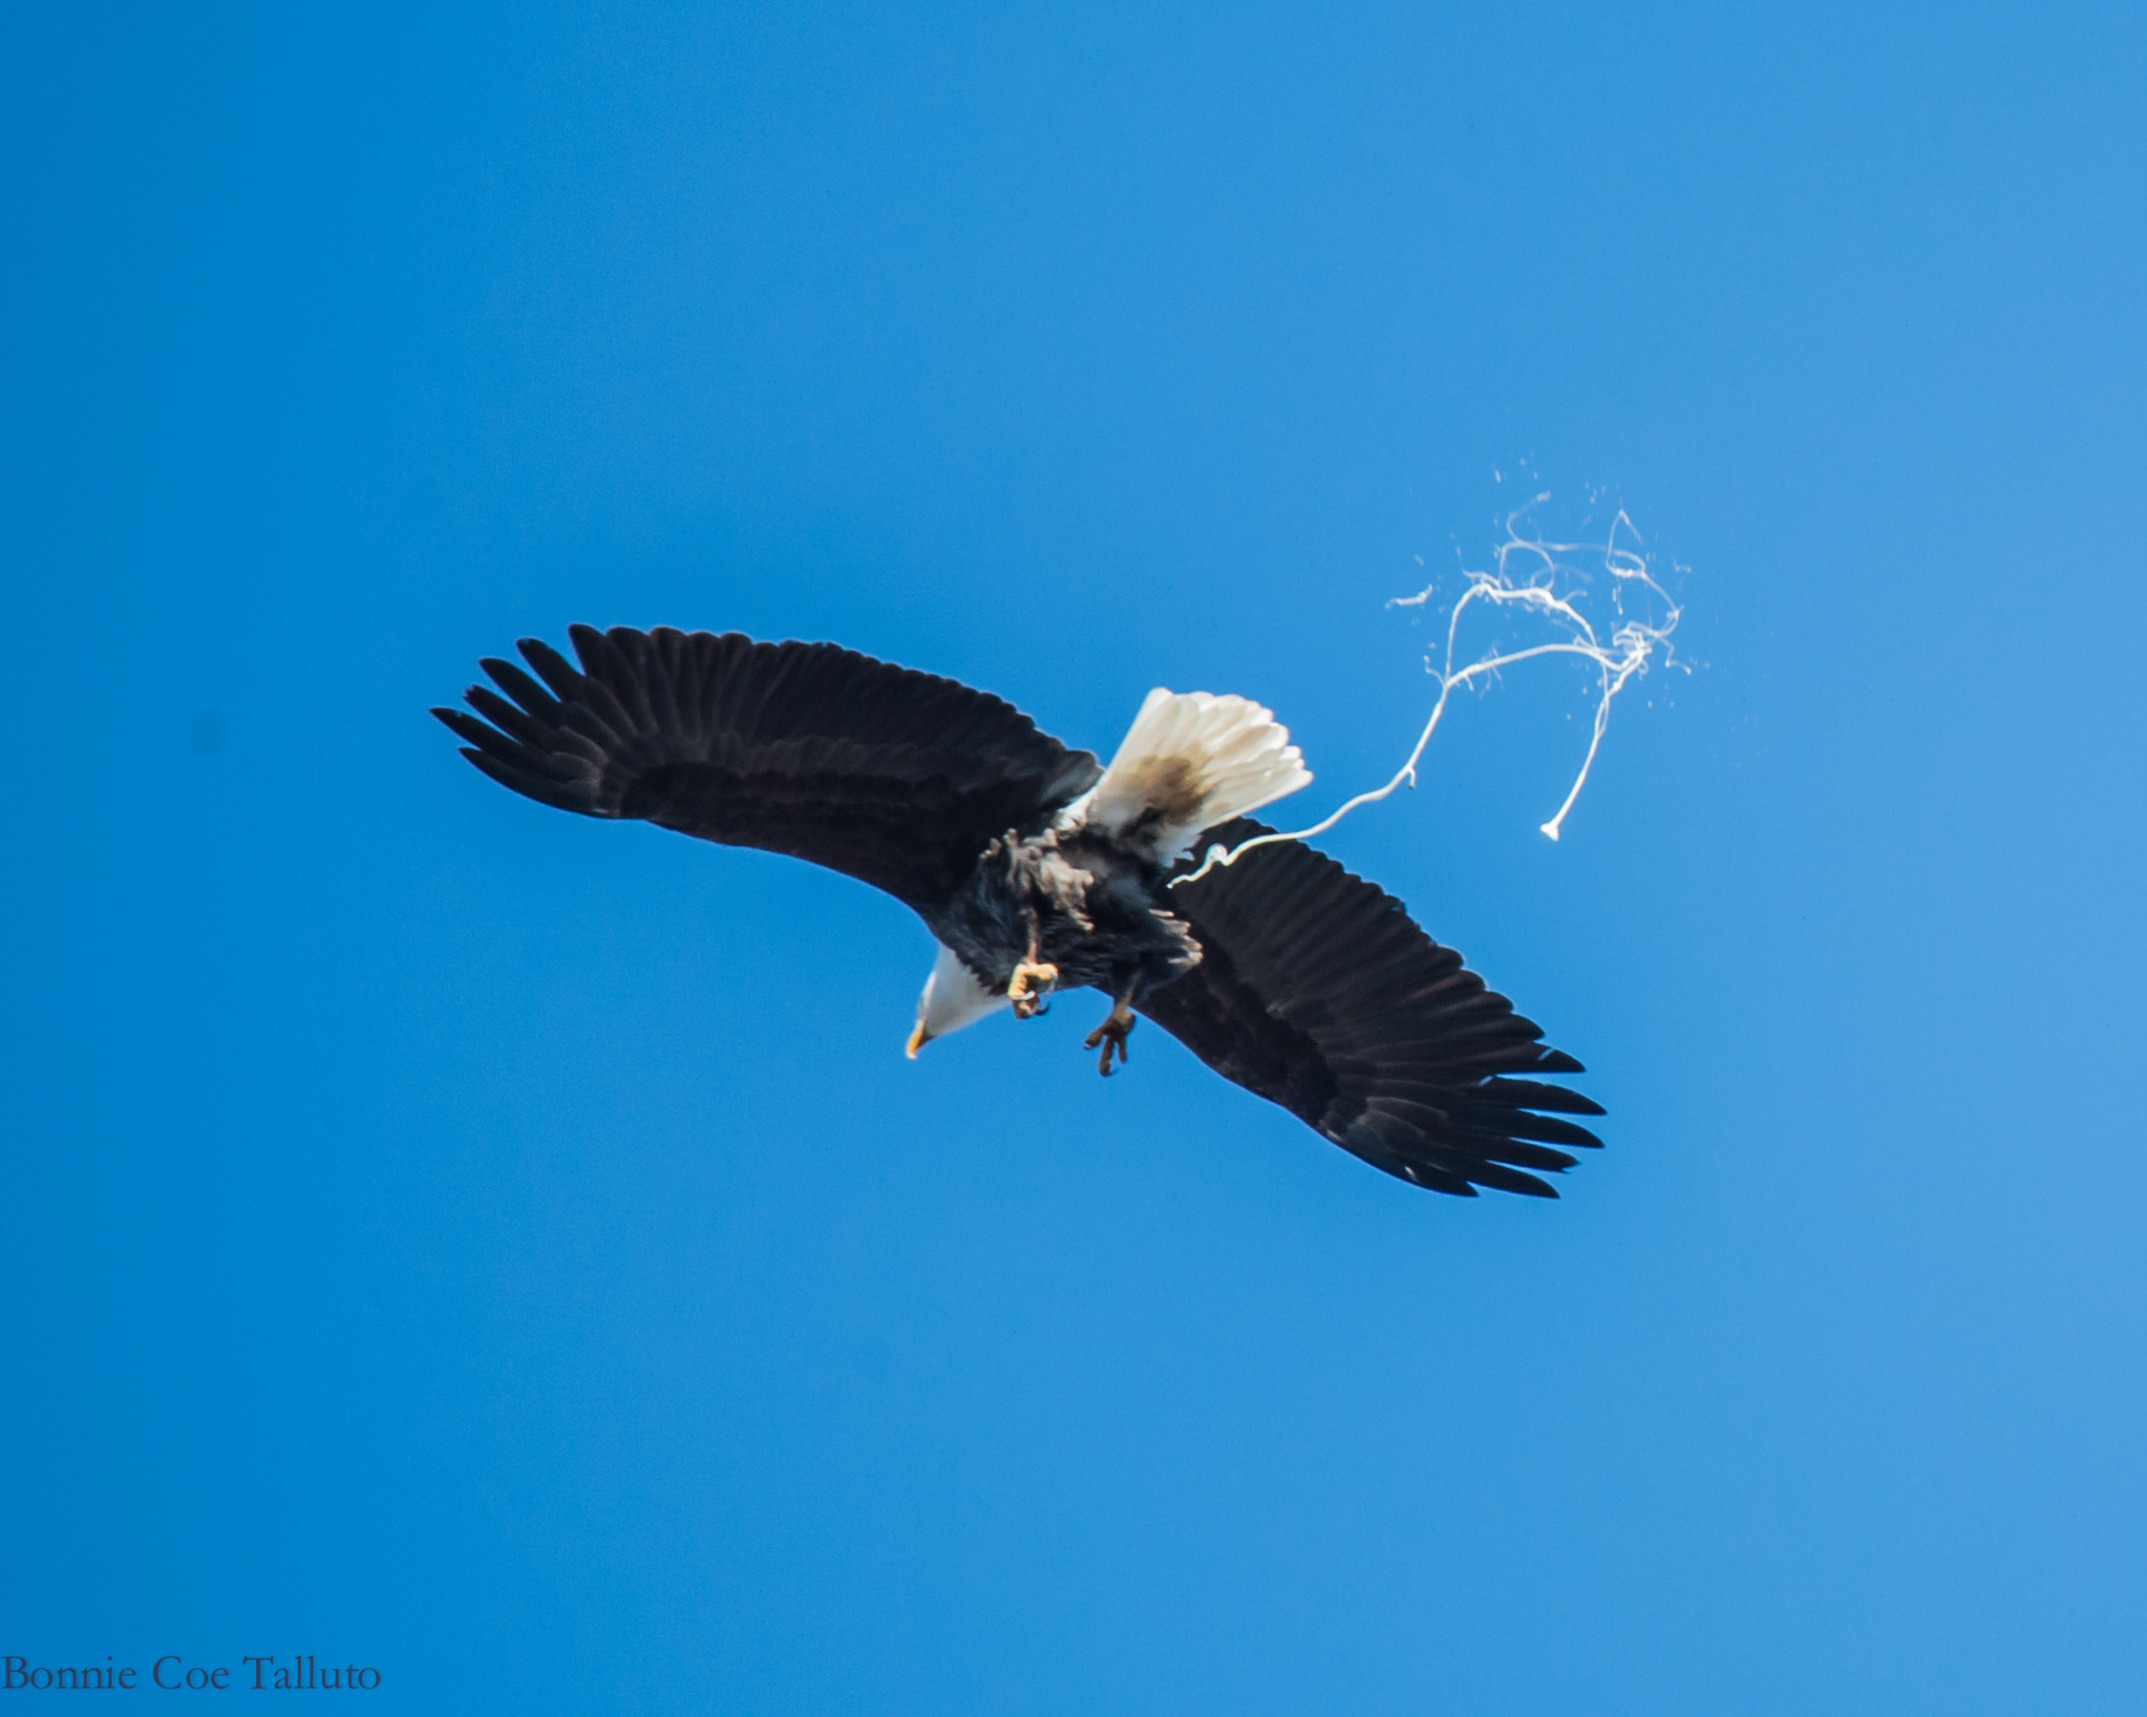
[479,657,561,718]
[1470,1139,1580,1173]
[1483,1112,1605,1151]
[1454,1161,1560,1199]
[464,684,553,747]
[1478,1077,1607,1117]
[459,748,595,812]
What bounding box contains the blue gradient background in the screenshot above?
[4,4,2142,1711]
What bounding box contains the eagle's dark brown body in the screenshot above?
[932,825,1201,1003]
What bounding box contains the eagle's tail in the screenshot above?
[1071,688,1313,865]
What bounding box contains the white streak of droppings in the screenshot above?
[1173,495,1684,885]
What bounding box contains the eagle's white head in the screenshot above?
[906,941,1008,1057]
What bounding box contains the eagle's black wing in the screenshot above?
[434,626,1103,913]
[1136,819,1604,1197]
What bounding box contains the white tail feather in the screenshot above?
[1064,688,1313,863]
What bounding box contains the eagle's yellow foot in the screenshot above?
[1008,960,1059,1019]
[1084,1001,1136,1077]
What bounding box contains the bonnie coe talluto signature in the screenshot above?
[6,1654,379,1691]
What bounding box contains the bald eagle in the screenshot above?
[434,625,1604,1198]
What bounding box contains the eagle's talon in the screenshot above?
[1084,1003,1136,1077]
[1008,960,1059,1019]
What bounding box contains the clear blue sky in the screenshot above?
[4,3,2142,1711]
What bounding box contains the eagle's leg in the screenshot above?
[1084,995,1137,1078]
[1008,921,1059,1019]
[1008,961,1058,1018]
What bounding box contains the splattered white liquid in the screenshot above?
[1175,491,1685,885]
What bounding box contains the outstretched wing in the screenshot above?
[434,625,1103,913]
[1136,819,1604,1198]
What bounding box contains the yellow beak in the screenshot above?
[905,1021,931,1059]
